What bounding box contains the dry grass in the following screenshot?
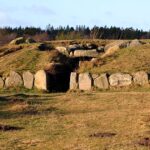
[1,39,150,75]
[46,39,113,47]
[0,43,61,75]
[79,43,150,74]
[0,92,150,149]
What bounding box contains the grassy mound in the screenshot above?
[79,43,150,74]
[0,43,66,76]
[1,39,150,76]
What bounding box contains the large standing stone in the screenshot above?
[105,41,129,51]
[70,72,78,90]
[5,71,23,88]
[79,73,92,90]
[94,74,109,89]
[133,71,149,86]
[74,49,99,58]
[0,77,4,89]
[109,73,132,87]
[55,46,69,55]
[23,71,34,89]
[34,70,47,90]
[102,40,129,58]
[129,39,142,47]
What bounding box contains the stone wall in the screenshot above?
[70,71,149,90]
[0,70,48,91]
[0,70,149,92]
[0,69,70,92]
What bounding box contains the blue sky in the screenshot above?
[0,0,150,30]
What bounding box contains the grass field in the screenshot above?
[1,91,150,150]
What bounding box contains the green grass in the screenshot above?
[1,92,150,149]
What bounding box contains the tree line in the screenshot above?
[0,25,150,44]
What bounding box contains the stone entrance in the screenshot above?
[47,72,71,92]
[46,63,72,92]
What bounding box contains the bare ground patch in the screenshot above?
[89,132,116,138]
[138,137,150,147]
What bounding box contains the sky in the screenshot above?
[0,0,150,30]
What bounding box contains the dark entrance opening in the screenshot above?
[45,56,93,92]
[47,71,71,92]
[46,63,73,92]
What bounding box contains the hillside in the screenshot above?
[0,39,150,76]
[79,43,150,74]
[0,39,110,75]
[0,43,68,76]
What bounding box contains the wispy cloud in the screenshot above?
[0,4,56,16]
[25,5,56,16]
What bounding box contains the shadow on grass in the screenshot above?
[0,93,66,119]
[0,107,68,120]
[0,124,24,131]
[0,94,68,119]
[0,93,61,106]
[0,93,109,120]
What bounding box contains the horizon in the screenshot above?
[1,25,149,32]
[1,0,150,31]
